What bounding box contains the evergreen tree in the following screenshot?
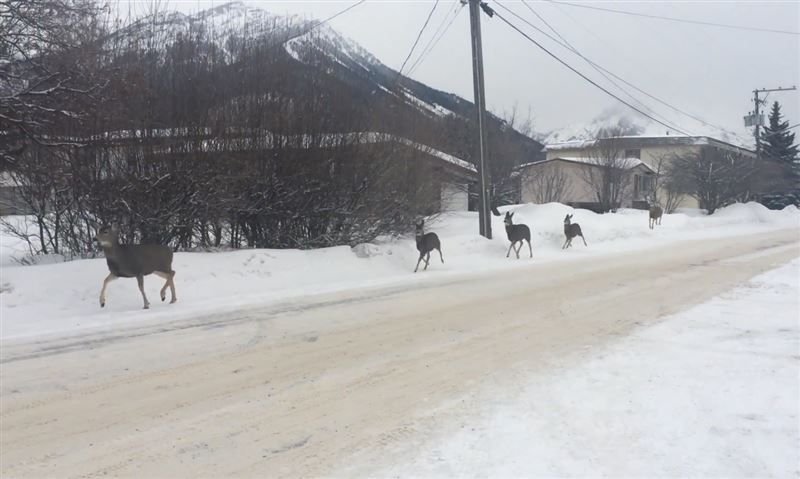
[761,101,799,178]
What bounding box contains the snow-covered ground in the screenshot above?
[372,259,800,477]
[1,202,798,341]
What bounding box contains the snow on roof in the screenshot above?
[519,156,654,172]
[47,128,477,174]
[544,135,754,154]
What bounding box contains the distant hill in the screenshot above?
[537,104,753,148]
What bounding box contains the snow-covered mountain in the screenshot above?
[538,105,753,148]
[110,1,543,163]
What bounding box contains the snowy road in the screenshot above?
[1,229,798,478]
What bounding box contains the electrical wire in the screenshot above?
[496,1,690,135]
[522,0,735,136]
[547,0,800,36]
[278,0,367,47]
[407,2,465,76]
[396,0,441,80]
[489,6,693,136]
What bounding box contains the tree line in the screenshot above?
[1,0,540,259]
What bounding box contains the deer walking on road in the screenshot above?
[562,214,587,249]
[94,227,177,309]
[414,220,443,272]
[503,211,532,259]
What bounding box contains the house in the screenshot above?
[519,156,656,212]
[89,128,478,214]
[0,172,30,216]
[519,135,756,211]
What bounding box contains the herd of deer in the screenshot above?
[413,203,663,271]
[92,205,664,309]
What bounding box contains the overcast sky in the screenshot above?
[117,1,799,140]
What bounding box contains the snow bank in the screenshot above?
[1,202,798,340]
[376,259,800,477]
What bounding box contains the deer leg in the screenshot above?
[514,242,521,259]
[437,247,444,264]
[99,273,117,308]
[137,275,150,310]
[562,237,569,249]
[414,255,424,273]
[155,271,177,304]
[581,234,587,246]
[527,239,532,258]
[169,271,177,303]
[155,271,169,301]
[506,243,514,258]
[424,252,431,270]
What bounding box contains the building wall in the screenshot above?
[520,159,659,209]
[544,143,705,210]
[520,160,598,205]
[440,182,469,211]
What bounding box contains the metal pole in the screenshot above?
[468,0,491,239]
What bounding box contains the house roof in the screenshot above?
[518,156,656,174]
[27,128,477,175]
[543,135,755,156]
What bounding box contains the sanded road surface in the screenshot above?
[2,230,798,478]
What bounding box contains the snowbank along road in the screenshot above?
[1,229,798,477]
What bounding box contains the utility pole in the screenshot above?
[467,0,491,239]
[746,86,797,158]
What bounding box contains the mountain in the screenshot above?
[110,1,544,167]
[538,104,753,148]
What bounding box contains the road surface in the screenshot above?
[2,229,798,477]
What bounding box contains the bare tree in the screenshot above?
[523,162,572,203]
[667,147,759,214]
[0,0,108,166]
[650,154,683,214]
[579,127,634,212]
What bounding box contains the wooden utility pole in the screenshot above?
[468,0,491,238]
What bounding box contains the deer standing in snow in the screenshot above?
[503,211,532,259]
[648,199,663,230]
[94,227,177,309]
[414,220,443,272]
[562,214,587,249]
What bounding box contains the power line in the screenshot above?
[489,6,693,136]
[497,1,691,135]
[408,2,465,76]
[396,0,440,79]
[513,0,749,139]
[548,0,800,36]
[527,1,750,141]
[762,123,800,139]
[518,0,741,137]
[280,0,367,47]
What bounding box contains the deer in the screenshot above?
[414,219,443,272]
[503,211,532,259]
[94,226,177,309]
[648,199,663,230]
[562,214,587,249]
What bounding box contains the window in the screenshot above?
[625,148,641,159]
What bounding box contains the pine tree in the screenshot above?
[761,101,799,178]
